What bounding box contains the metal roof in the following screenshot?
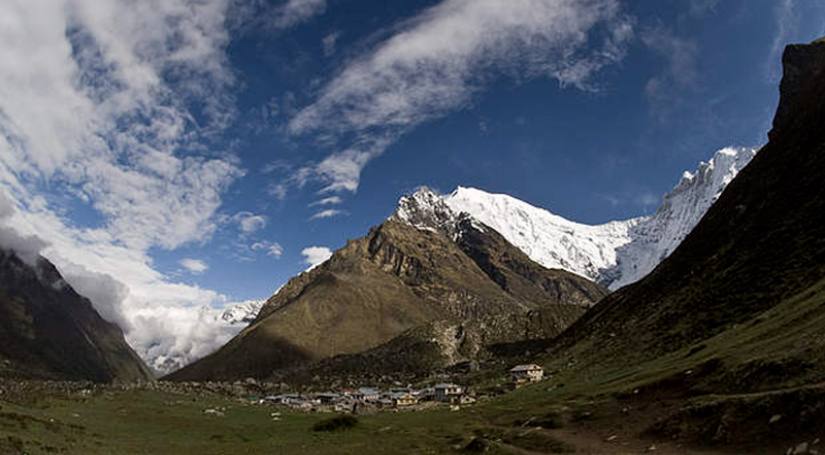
[510,364,543,372]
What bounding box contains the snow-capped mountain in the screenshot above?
[443,188,639,285]
[398,147,756,290]
[394,187,459,233]
[603,147,756,289]
[219,300,264,325]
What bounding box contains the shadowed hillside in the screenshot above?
[529,39,825,448]
[0,250,152,382]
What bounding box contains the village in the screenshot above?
[0,363,548,422]
[248,364,546,414]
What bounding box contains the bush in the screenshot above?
[534,412,565,429]
[312,415,358,432]
[463,437,489,452]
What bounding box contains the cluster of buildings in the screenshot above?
[256,364,545,413]
[259,383,474,413]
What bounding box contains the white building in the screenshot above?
[354,387,380,402]
[510,364,544,384]
[434,383,463,402]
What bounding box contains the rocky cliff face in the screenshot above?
[167,196,605,381]
[770,40,825,142]
[0,250,152,382]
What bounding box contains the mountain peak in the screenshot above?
[393,186,457,232]
[392,147,756,290]
[770,40,825,141]
[670,147,755,196]
[603,146,757,289]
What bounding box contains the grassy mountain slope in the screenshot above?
[0,250,152,382]
[169,217,605,381]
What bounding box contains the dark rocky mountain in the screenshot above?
[533,39,825,446]
[553,39,825,370]
[167,193,606,381]
[0,250,152,382]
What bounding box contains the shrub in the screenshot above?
[312,415,358,432]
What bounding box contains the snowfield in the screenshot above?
[400,147,756,290]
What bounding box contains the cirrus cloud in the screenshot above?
[251,240,284,258]
[288,0,634,194]
[309,208,345,220]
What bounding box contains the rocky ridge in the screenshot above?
[167,193,605,381]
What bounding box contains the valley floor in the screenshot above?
[2,379,816,454]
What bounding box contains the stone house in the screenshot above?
[510,364,544,384]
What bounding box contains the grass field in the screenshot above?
[0,380,761,455]
[0,388,476,454]
[4,279,825,454]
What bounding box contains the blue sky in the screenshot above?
[1,0,824,368]
[203,0,824,300]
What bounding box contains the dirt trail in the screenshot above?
[537,426,732,454]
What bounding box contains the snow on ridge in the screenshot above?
[443,186,639,282]
[393,186,457,233]
[395,147,757,290]
[604,146,757,290]
[219,299,264,325]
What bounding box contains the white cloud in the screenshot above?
[0,0,242,250]
[309,195,343,206]
[288,0,633,193]
[310,208,345,220]
[274,0,327,29]
[267,183,289,200]
[769,0,797,82]
[251,241,284,258]
[58,261,131,328]
[235,0,326,32]
[301,246,332,270]
[688,0,720,17]
[0,191,49,265]
[233,211,268,233]
[0,0,252,373]
[322,31,340,57]
[180,258,209,274]
[635,192,660,208]
[641,25,699,116]
[767,0,825,81]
